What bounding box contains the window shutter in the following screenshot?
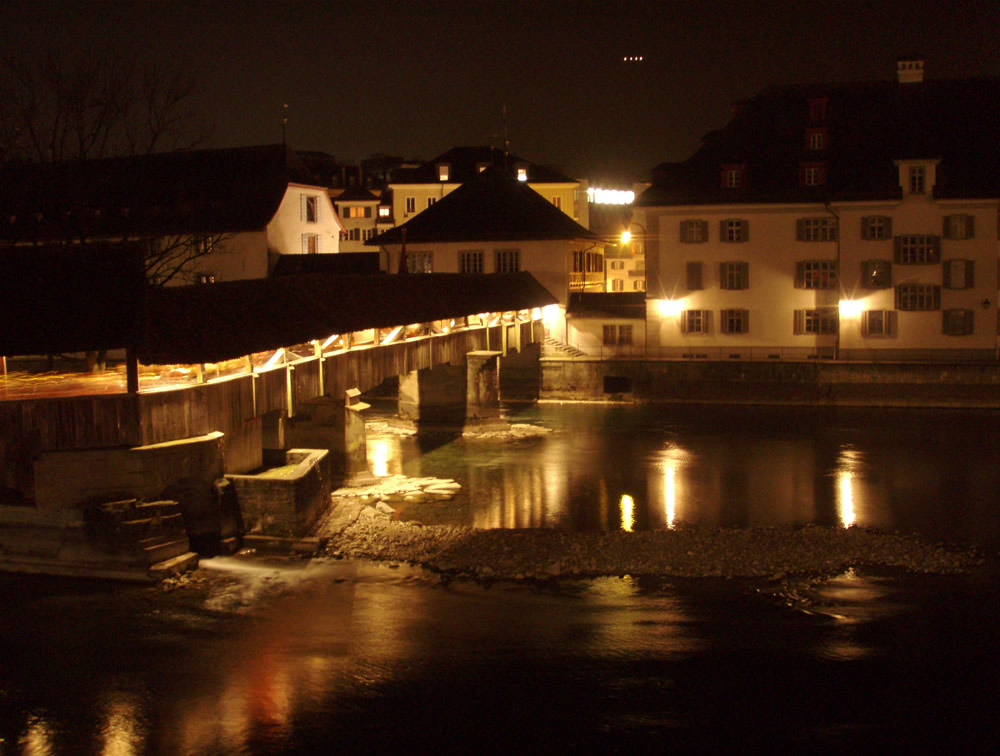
[793,310,804,335]
[704,310,712,334]
[740,220,749,241]
[966,260,975,287]
[884,217,892,237]
[894,285,900,309]
[943,215,951,239]
[740,262,749,288]
[893,236,902,263]
[719,220,727,239]
[887,311,897,337]
[301,234,308,253]
[300,194,307,221]
[795,261,805,288]
[698,220,708,241]
[796,219,806,241]
[861,216,871,240]
[680,310,689,333]
[931,236,941,263]
[943,260,952,288]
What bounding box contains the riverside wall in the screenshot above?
[540,359,1000,408]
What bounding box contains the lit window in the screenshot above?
[378,206,390,218]
[517,167,528,181]
[459,249,484,273]
[438,164,449,181]
[861,215,892,240]
[796,260,838,289]
[721,309,749,334]
[895,283,940,311]
[343,206,372,219]
[796,217,837,241]
[894,235,940,264]
[197,274,215,284]
[720,261,749,289]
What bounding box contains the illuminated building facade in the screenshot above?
[636,58,1000,361]
[388,146,589,230]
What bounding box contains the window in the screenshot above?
[610,260,625,270]
[681,310,711,334]
[633,280,645,291]
[894,235,940,264]
[795,308,838,334]
[800,162,826,186]
[516,166,528,181]
[862,310,892,337]
[808,96,828,122]
[908,166,925,194]
[301,195,319,223]
[686,261,703,290]
[343,206,372,219]
[680,219,708,243]
[611,279,624,292]
[552,196,562,210]
[437,163,449,181]
[720,219,749,242]
[406,251,433,273]
[720,261,749,290]
[796,260,838,289]
[943,259,974,289]
[573,251,602,273]
[796,217,837,241]
[603,325,633,345]
[721,309,749,334]
[378,206,391,218]
[861,215,892,240]
[301,233,319,253]
[943,214,975,240]
[197,274,215,285]
[720,164,746,189]
[861,259,892,288]
[362,229,376,241]
[495,248,520,272]
[895,283,940,310]
[459,249,484,273]
[805,128,827,150]
[347,228,360,241]
[405,196,416,214]
[427,197,437,208]
[942,309,974,336]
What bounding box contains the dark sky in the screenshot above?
[4,0,999,182]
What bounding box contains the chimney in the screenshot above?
[897,56,925,84]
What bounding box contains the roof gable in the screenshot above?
[393,146,576,184]
[370,167,597,245]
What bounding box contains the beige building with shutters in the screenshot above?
[636,59,1000,361]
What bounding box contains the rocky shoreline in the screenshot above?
[317,494,984,582]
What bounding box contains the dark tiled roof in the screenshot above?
[0,242,557,363]
[369,168,598,245]
[392,146,576,184]
[637,77,1000,206]
[0,144,319,243]
[335,185,379,203]
[271,252,381,276]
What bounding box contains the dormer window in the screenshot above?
[897,57,925,84]
[807,97,828,123]
[720,164,746,189]
[800,162,826,187]
[437,163,450,181]
[378,206,390,218]
[895,159,937,196]
[909,166,925,194]
[516,165,528,181]
[805,128,827,151]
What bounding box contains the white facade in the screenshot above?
[390,180,585,227]
[638,164,1000,360]
[192,184,343,283]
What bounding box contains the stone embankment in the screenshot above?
[318,481,983,581]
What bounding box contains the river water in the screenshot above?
[1,403,999,753]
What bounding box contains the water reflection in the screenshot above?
[100,690,145,756]
[19,716,55,756]
[620,494,635,532]
[836,448,859,528]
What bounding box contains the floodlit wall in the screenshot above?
[266,184,343,257]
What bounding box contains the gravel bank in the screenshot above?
[318,500,983,581]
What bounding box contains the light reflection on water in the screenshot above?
[366,403,1000,545]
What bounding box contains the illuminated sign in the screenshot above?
[587,187,635,205]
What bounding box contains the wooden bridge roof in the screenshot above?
[0,243,557,364]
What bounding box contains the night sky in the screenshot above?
[4,0,999,182]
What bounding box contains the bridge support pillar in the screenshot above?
[465,350,506,430]
[282,390,373,484]
[397,353,508,432]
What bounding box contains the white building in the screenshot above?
[636,59,1000,361]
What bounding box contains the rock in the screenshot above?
[375,502,396,515]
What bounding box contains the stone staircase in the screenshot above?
[542,336,588,359]
[85,498,197,574]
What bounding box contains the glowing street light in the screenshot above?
[839,299,863,318]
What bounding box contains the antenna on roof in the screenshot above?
[282,103,289,146]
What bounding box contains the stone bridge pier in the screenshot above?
[399,350,507,432]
